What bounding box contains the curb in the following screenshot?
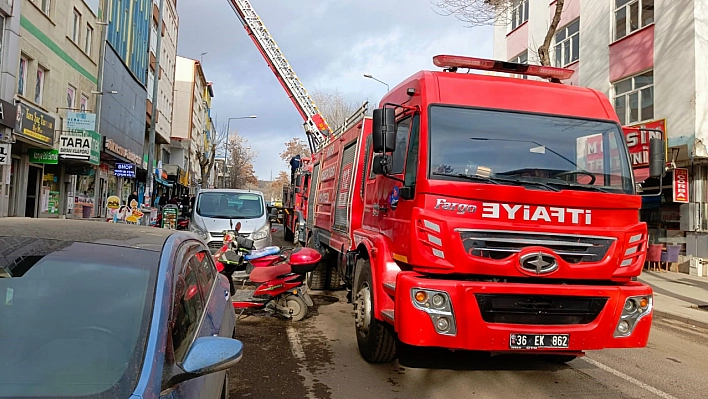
[652,309,708,330]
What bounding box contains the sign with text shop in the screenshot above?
[673,168,689,203]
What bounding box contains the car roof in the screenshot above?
[0,218,179,252]
[198,188,264,196]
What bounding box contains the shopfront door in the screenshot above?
[25,165,41,218]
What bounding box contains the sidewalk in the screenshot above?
[639,270,708,329]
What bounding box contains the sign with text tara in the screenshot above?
[29,148,59,164]
[15,103,55,145]
[673,168,689,203]
[59,130,101,165]
[66,111,96,131]
[0,144,10,165]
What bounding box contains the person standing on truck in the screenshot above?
[289,155,301,184]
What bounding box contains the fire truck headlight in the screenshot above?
[411,288,456,336]
[614,295,652,337]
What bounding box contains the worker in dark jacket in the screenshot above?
[289,155,301,184]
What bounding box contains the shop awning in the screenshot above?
[155,176,173,187]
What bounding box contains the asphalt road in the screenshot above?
[227,229,708,399]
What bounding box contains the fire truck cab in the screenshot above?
[307,55,665,363]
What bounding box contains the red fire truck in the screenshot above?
[304,55,664,363]
[282,156,314,245]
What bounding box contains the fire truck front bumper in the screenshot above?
[393,272,653,353]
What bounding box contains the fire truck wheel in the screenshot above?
[284,226,295,242]
[307,262,329,290]
[327,265,342,290]
[354,259,397,363]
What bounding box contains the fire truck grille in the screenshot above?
[475,294,608,325]
[458,230,615,264]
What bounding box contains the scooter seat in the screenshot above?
[249,263,292,283]
[244,246,281,261]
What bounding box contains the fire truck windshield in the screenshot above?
[429,106,634,194]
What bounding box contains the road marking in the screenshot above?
[581,357,678,399]
[286,326,306,360]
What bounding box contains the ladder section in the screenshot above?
[227,0,332,150]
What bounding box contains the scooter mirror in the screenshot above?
[235,222,242,232]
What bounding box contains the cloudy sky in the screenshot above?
[176,0,493,180]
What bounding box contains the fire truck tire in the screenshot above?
[327,265,342,290]
[307,262,329,290]
[284,226,295,242]
[354,259,397,363]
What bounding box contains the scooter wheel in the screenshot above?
[285,295,307,322]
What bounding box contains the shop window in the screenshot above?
[613,71,653,125]
[615,0,654,41]
[554,19,580,67]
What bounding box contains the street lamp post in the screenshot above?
[223,115,257,188]
[363,73,390,91]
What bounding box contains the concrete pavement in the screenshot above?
[639,270,708,329]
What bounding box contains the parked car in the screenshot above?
[190,189,273,253]
[0,219,242,399]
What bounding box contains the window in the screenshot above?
[510,0,529,31]
[18,56,27,96]
[391,117,411,175]
[615,0,654,41]
[85,24,93,55]
[38,0,50,14]
[191,251,216,298]
[554,19,580,67]
[67,85,76,109]
[72,9,81,43]
[171,259,205,361]
[510,50,529,79]
[613,71,653,125]
[404,115,420,188]
[80,94,89,112]
[35,66,46,105]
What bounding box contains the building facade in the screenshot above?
[493,0,708,269]
[172,56,207,194]
[0,0,21,217]
[5,0,101,219]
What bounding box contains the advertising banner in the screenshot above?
[15,103,55,145]
[673,168,689,203]
[0,144,9,165]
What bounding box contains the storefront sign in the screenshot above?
[179,170,188,186]
[15,103,55,145]
[29,148,59,164]
[115,163,136,178]
[673,168,689,203]
[105,139,142,164]
[59,130,101,165]
[623,120,666,168]
[0,99,18,130]
[66,111,96,131]
[0,143,9,165]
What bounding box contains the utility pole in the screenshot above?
[146,0,165,210]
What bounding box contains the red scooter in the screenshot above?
[214,222,321,321]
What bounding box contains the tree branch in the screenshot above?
[538,0,565,66]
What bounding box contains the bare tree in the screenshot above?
[195,123,228,188]
[311,89,361,130]
[279,137,311,165]
[432,0,565,66]
[226,135,259,189]
[268,171,290,201]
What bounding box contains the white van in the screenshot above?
[190,189,272,253]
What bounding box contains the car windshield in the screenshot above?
[197,192,265,219]
[429,106,634,194]
[0,239,159,399]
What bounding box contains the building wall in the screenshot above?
[106,0,150,85]
[577,0,611,95]
[171,56,194,140]
[155,0,178,145]
[0,0,21,217]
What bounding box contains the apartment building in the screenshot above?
[494,0,708,269]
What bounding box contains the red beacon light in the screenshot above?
[433,55,575,82]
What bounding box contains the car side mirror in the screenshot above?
[372,108,396,153]
[649,138,665,178]
[372,154,392,175]
[164,337,243,390]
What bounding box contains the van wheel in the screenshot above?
[354,258,397,363]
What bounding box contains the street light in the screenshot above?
[363,73,389,91]
[223,116,257,188]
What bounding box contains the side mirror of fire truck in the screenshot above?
[649,138,666,178]
[372,108,396,153]
[295,174,303,187]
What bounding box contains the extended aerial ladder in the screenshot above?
[227,0,332,152]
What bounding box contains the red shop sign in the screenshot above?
[673,168,689,203]
[623,119,666,168]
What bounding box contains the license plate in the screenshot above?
[510,333,569,349]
